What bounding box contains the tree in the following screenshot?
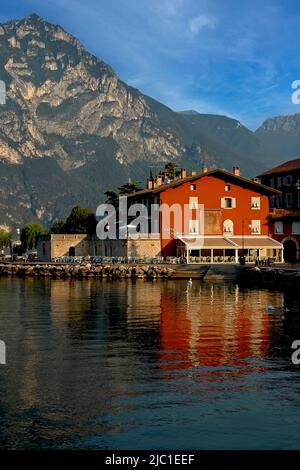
[164,162,180,179]
[0,229,11,249]
[20,222,49,251]
[51,220,66,234]
[104,181,141,207]
[64,206,97,235]
[118,180,141,195]
[104,190,120,206]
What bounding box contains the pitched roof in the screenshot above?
[257,158,300,177]
[127,168,281,198]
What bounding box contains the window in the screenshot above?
[225,185,231,191]
[223,219,234,234]
[277,177,282,188]
[270,178,275,188]
[189,219,199,234]
[189,196,198,208]
[251,197,260,209]
[270,196,276,208]
[190,184,196,191]
[276,195,282,208]
[292,221,300,234]
[42,243,46,257]
[221,197,236,208]
[285,193,293,208]
[251,220,261,234]
[274,221,283,234]
[284,175,293,186]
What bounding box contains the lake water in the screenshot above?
[0,277,300,449]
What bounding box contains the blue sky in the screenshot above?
[1,0,300,129]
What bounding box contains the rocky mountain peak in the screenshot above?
[0,13,299,230]
[257,113,300,135]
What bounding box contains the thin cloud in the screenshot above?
[189,14,217,35]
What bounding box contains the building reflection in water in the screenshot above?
[121,280,287,376]
[2,277,300,449]
[158,282,283,373]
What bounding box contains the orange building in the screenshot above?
[127,166,282,263]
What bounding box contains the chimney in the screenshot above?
[147,178,154,190]
[180,168,187,179]
[191,171,197,176]
[202,167,208,173]
[155,175,162,187]
[233,166,240,176]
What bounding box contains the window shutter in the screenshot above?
[232,198,236,208]
[221,198,225,208]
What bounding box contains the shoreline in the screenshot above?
[238,266,300,289]
[0,263,243,281]
[1,263,299,286]
[0,263,175,280]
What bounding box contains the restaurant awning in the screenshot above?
[177,236,283,249]
[226,236,283,248]
[178,236,237,249]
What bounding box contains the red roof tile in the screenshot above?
[127,168,281,198]
[258,158,300,177]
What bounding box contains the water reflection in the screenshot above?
[159,283,273,371]
[0,277,300,449]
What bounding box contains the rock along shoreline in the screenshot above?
[238,266,300,289]
[0,263,174,280]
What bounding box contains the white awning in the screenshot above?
[226,236,283,248]
[177,236,283,250]
[177,236,237,249]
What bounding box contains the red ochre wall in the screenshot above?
[159,175,270,257]
[269,220,300,246]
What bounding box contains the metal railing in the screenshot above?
[52,256,185,264]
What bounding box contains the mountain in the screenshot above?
[255,113,300,161]
[177,112,264,172]
[0,13,299,230]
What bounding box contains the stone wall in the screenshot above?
[37,234,89,261]
[36,237,51,262]
[37,234,162,261]
[127,237,161,258]
[52,234,91,258]
[92,235,161,258]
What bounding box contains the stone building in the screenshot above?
[37,234,91,261]
[37,233,161,262]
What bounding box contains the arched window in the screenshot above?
[223,219,234,235]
